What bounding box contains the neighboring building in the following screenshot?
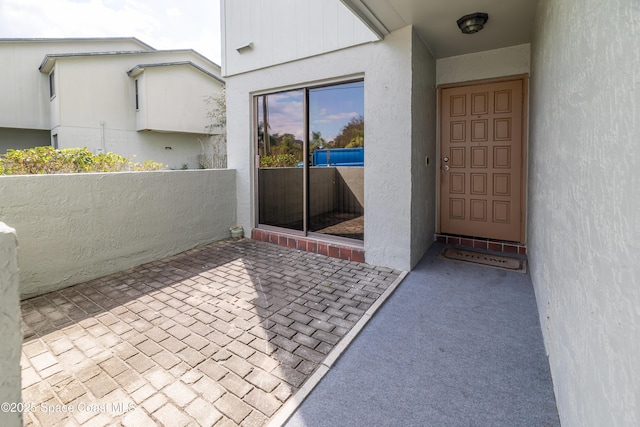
[0,38,224,169]
[221,1,639,426]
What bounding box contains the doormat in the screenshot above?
[439,247,527,273]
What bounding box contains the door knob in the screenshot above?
[443,165,450,171]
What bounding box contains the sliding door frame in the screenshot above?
[253,78,365,243]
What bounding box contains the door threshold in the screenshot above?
[435,233,526,255]
[252,228,365,263]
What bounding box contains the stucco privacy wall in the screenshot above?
[0,223,22,427]
[0,170,236,299]
[227,26,432,270]
[435,44,531,86]
[528,0,640,425]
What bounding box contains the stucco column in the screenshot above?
[0,223,22,427]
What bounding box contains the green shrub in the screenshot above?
[0,147,165,175]
[260,154,298,168]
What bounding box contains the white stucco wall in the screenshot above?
[410,30,437,267]
[436,44,530,86]
[0,223,22,427]
[221,0,378,76]
[0,170,236,299]
[528,0,640,425]
[227,26,434,270]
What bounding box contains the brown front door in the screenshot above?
[439,77,527,242]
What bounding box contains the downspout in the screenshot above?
[99,121,106,153]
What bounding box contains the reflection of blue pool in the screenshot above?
[297,147,365,167]
[315,147,364,166]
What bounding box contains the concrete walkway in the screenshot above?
[283,243,560,426]
[20,239,401,426]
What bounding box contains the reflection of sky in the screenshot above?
[262,81,364,142]
[263,90,305,140]
[310,81,364,141]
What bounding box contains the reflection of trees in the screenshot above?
[260,153,297,167]
[310,131,326,154]
[259,132,303,168]
[346,134,364,148]
[331,115,364,148]
[268,133,303,160]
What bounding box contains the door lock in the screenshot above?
[443,157,449,162]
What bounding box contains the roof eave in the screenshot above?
[340,0,388,39]
[126,61,225,84]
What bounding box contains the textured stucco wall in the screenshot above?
[0,170,236,299]
[410,29,437,268]
[0,223,22,427]
[227,26,432,270]
[529,0,640,425]
[436,44,530,86]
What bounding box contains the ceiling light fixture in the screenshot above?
[457,12,489,34]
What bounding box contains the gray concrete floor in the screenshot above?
[20,239,400,426]
[284,243,560,427]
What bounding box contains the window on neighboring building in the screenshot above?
[255,80,365,241]
[134,79,139,110]
[49,71,55,99]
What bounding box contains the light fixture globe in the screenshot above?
[457,12,489,34]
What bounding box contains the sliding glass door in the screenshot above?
[256,90,305,231]
[256,80,364,241]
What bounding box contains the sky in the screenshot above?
[0,0,222,64]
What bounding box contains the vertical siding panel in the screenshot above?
[337,1,355,46]
[296,0,310,60]
[307,1,325,54]
[222,0,378,76]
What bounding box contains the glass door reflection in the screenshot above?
[256,90,305,231]
[308,82,364,240]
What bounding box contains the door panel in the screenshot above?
[440,79,525,242]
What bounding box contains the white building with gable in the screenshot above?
[0,37,224,169]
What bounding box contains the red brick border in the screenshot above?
[251,229,365,263]
[435,233,527,255]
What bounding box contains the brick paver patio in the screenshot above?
[19,238,401,426]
